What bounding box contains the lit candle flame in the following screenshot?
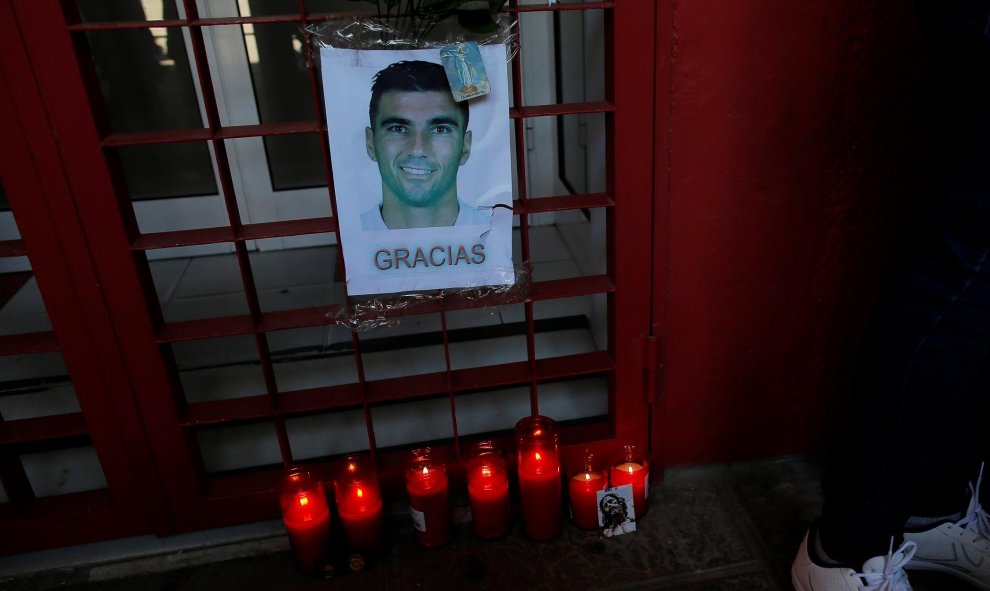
[627,465,635,474]
[481,466,492,478]
[299,495,309,507]
[534,452,542,461]
[347,462,357,472]
[583,473,592,481]
[356,487,364,498]
[422,466,429,476]
[533,429,542,436]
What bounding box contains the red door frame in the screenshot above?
[0,0,167,552]
[1,0,662,548]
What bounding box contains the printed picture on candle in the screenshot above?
[320,44,515,295]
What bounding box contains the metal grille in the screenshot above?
[2,0,657,543]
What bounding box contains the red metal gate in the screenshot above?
[1,0,659,551]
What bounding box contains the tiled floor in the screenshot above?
[0,455,975,590]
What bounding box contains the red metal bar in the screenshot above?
[438,311,462,459]
[156,274,613,343]
[0,331,59,355]
[604,7,620,440]
[177,0,295,467]
[506,0,540,415]
[158,315,255,342]
[130,218,337,251]
[529,274,614,300]
[176,351,612,426]
[64,3,615,32]
[510,2,614,13]
[510,100,614,118]
[0,488,150,554]
[298,5,342,231]
[98,101,609,149]
[238,218,336,241]
[0,413,89,446]
[514,192,614,214]
[0,239,27,258]
[66,13,349,32]
[131,227,233,250]
[102,120,322,147]
[294,0,380,464]
[350,329,378,460]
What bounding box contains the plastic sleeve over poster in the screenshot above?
[313,19,518,298]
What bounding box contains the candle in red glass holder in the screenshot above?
[610,444,649,517]
[568,451,607,530]
[466,441,509,538]
[334,455,383,555]
[405,448,450,547]
[516,415,562,541]
[280,467,331,573]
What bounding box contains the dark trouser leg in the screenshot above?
[818,209,990,566]
[909,357,990,516]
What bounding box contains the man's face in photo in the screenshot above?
[366,90,472,210]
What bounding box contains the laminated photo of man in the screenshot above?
[362,60,491,230]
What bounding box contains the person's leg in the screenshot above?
[908,356,990,519]
[818,207,990,567]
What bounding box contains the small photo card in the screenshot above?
[597,484,636,538]
[441,42,490,102]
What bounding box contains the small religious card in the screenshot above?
[597,484,637,538]
[440,42,490,102]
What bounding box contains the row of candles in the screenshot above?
[280,416,649,573]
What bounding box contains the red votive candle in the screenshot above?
[568,451,607,530]
[516,415,562,541]
[334,455,383,555]
[466,441,510,538]
[405,448,450,547]
[280,467,331,573]
[610,444,649,518]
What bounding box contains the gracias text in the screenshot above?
[374,243,486,270]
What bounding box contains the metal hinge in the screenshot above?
[641,335,664,404]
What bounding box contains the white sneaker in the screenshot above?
[792,526,915,591]
[904,464,990,590]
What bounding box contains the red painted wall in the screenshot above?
[657,1,931,465]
